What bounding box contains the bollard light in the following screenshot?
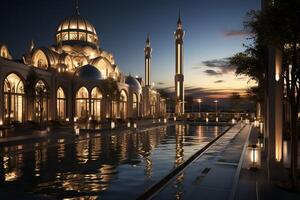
[88,117,92,121]
[164,118,167,123]
[174,117,176,121]
[248,144,261,170]
[206,117,209,123]
[46,127,51,132]
[133,122,137,129]
[66,118,70,122]
[216,117,218,122]
[74,126,80,135]
[111,121,115,129]
[158,118,161,122]
[127,122,131,128]
[232,118,236,124]
[0,120,3,126]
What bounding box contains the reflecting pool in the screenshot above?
[0,124,228,199]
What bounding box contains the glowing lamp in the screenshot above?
[158,118,161,122]
[74,126,80,135]
[206,117,209,123]
[127,122,131,128]
[232,118,236,124]
[216,117,218,122]
[133,122,137,129]
[46,127,51,132]
[111,121,115,129]
[74,117,78,122]
[174,117,176,121]
[88,117,92,121]
[248,144,261,170]
[0,120,3,126]
[275,74,280,81]
[66,118,70,122]
[164,118,167,123]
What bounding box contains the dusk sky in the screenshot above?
[0,0,260,99]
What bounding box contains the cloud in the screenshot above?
[214,80,224,83]
[204,69,222,76]
[201,58,236,74]
[224,30,250,37]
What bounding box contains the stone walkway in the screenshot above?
[236,127,300,200]
[152,123,252,200]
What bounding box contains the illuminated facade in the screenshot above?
[0,9,166,125]
[174,15,185,114]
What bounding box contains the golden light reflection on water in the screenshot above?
[0,125,227,199]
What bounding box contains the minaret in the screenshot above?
[144,34,152,87]
[174,14,185,114]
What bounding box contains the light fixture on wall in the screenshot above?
[275,74,280,81]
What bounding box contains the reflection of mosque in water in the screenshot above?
[0,127,168,196]
[0,124,218,198]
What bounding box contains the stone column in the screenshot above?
[267,45,283,179]
[0,69,3,125]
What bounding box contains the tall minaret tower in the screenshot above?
[144,35,152,87]
[174,14,185,114]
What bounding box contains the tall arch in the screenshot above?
[3,73,25,123]
[75,87,89,120]
[91,87,102,121]
[57,87,66,120]
[34,80,49,122]
[120,90,128,119]
[150,96,157,116]
[132,93,138,118]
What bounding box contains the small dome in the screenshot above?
[56,12,99,48]
[76,64,103,80]
[125,76,142,90]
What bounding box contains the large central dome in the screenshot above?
[55,11,99,48]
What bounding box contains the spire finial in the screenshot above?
[30,39,35,52]
[75,0,80,15]
[146,33,150,46]
[177,10,182,29]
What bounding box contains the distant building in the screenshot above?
[0,7,166,125]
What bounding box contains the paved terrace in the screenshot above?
[151,122,251,200]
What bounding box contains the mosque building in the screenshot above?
[0,7,167,125]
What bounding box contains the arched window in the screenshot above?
[120,90,127,119]
[34,80,49,122]
[3,73,25,123]
[32,50,49,69]
[57,87,66,120]
[139,94,143,117]
[132,93,138,118]
[75,87,89,120]
[91,87,102,121]
[150,96,157,116]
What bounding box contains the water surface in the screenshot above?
[0,124,228,199]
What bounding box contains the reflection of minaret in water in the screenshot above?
[174,14,185,114]
[175,124,184,167]
[144,34,152,87]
